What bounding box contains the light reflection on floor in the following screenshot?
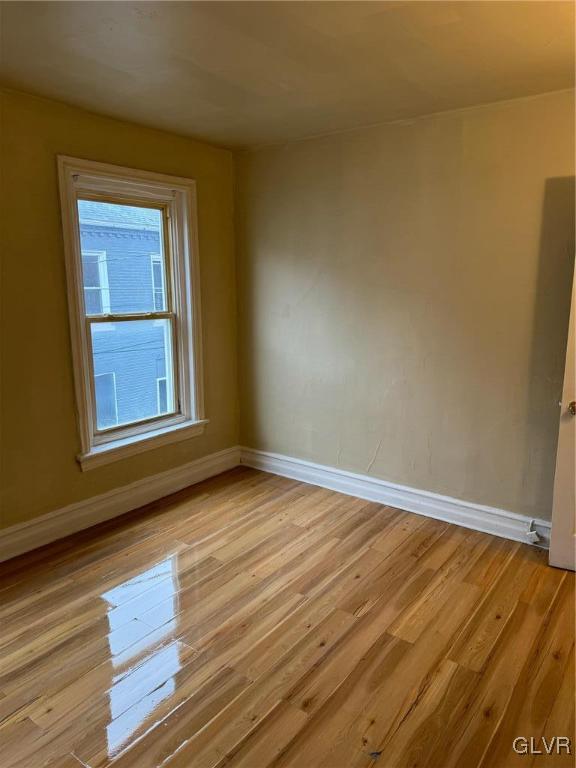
[101,556,181,757]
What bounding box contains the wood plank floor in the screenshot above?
[0,467,574,768]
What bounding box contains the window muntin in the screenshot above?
[59,157,205,467]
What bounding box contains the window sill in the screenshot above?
[78,419,209,471]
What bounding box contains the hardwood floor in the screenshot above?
[0,467,574,768]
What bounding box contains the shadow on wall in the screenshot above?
[523,176,575,517]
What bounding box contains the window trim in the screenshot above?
[58,156,207,470]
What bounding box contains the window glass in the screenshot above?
[78,200,166,315]
[91,320,175,429]
[85,288,103,315]
[94,372,118,429]
[151,254,166,311]
[157,378,168,414]
[83,255,101,287]
[82,251,110,314]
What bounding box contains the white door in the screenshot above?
[549,265,576,571]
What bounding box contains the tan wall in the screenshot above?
[0,89,238,529]
[237,90,575,520]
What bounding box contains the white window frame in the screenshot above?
[58,156,207,470]
[94,371,119,427]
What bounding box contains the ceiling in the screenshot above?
[0,1,574,148]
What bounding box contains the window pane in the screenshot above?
[78,200,167,315]
[91,319,175,429]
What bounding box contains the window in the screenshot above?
[156,376,168,414]
[59,157,206,470]
[95,372,118,428]
[83,250,111,314]
[150,253,166,311]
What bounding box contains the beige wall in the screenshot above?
[237,90,575,520]
[0,89,238,529]
[1,87,573,530]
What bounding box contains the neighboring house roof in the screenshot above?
[78,200,161,232]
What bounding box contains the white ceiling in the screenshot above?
[1,1,573,148]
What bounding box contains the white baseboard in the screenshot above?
[0,446,241,563]
[240,447,551,548]
[0,442,551,563]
